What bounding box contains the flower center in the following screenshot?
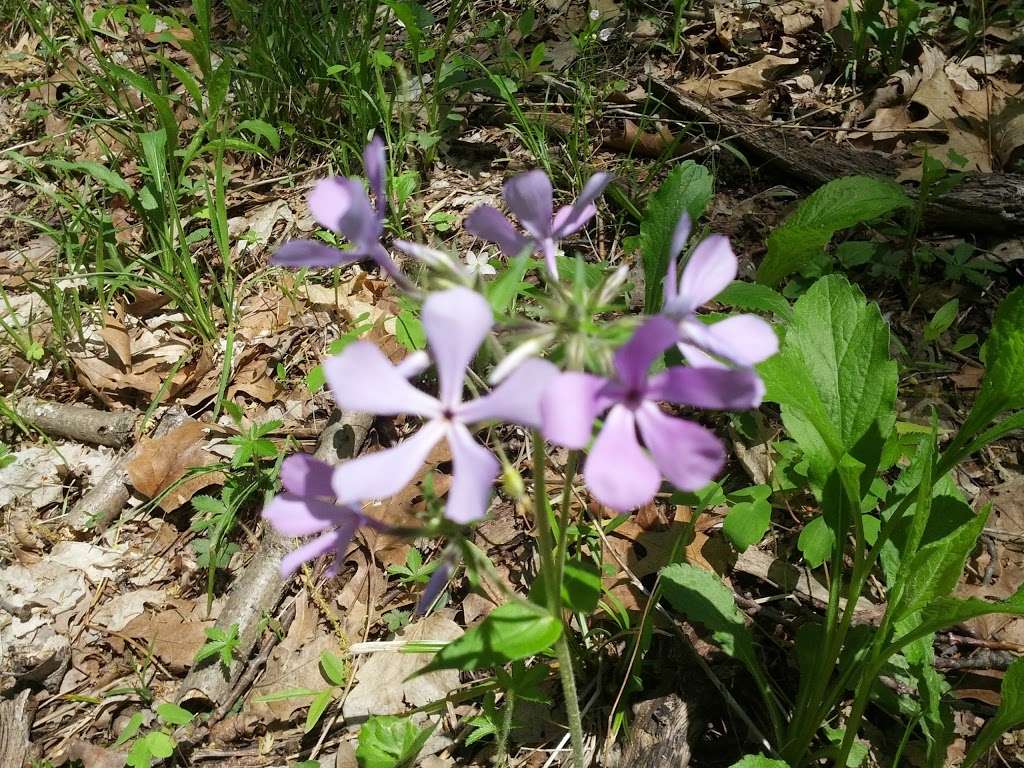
[623,387,645,410]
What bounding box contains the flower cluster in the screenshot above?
[262,139,775,583]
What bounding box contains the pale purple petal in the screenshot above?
[550,172,612,238]
[648,365,764,409]
[465,205,532,257]
[310,177,380,247]
[683,315,779,368]
[363,137,386,213]
[324,341,441,418]
[281,530,339,577]
[415,561,452,615]
[280,454,335,497]
[395,350,431,379]
[504,170,553,239]
[634,403,724,491]
[541,372,610,448]
[332,420,447,504]
[676,235,737,312]
[445,423,499,524]
[366,242,409,287]
[678,341,727,369]
[539,238,559,279]
[422,287,493,409]
[583,405,661,512]
[272,240,355,268]
[323,515,361,577]
[664,213,692,307]
[612,316,679,391]
[458,358,559,428]
[263,493,348,537]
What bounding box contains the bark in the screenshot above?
[15,398,138,447]
[620,693,691,768]
[0,690,33,768]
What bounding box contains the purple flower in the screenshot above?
[272,138,406,284]
[465,169,612,279]
[325,286,558,524]
[263,454,381,576]
[663,214,778,369]
[541,317,763,512]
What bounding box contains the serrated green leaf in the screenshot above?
[759,275,897,485]
[304,689,333,733]
[715,281,794,322]
[418,601,561,674]
[356,715,434,768]
[756,176,911,286]
[156,702,194,727]
[968,286,1024,431]
[660,563,760,677]
[962,657,1024,768]
[639,161,714,310]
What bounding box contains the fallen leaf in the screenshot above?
[126,420,223,512]
[681,55,800,101]
[91,588,166,632]
[120,604,213,672]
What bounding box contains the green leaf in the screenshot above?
[48,159,134,198]
[254,687,320,703]
[126,739,152,768]
[759,275,897,485]
[561,559,602,613]
[798,515,834,567]
[962,657,1024,768]
[729,755,790,768]
[418,602,561,674]
[639,161,714,310]
[113,711,145,747]
[155,702,194,727]
[237,119,281,151]
[924,298,958,342]
[723,499,772,551]
[395,302,426,351]
[320,651,348,687]
[305,689,333,733]
[356,715,434,768]
[893,585,1024,649]
[660,563,760,677]
[968,286,1024,432]
[715,281,794,322]
[485,254,531,316]
[896,506,990,619]
[143,731,175,759]
[756,176,911,286]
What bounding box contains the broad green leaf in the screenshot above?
[967,286,1024,432]
[962,657,1024,768]
[756,176,911,285]
[798,515,834,568]
[759,275,897,485]
[144,731,175,759]
[639,161,714,310]
[896,506,989,619]
[304,689,333,733]
[485,254,531,316]
[320,650,347,687]
[418,602,561,674]
[113,711,145,747]
[924,298,958,342]
[729,755,789,768]
[356,715,434,768]
[155,702,193,727]
[48,159,135,198]
[126,739,152,768]
[892,584,1024,649]
[237,119,281,151]
[715,281,794,323]
[660,563,759,675]
[723,499,772,551]
[561,559,601,613]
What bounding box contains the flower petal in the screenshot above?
[634,403,724,491]
[683,314,779,367]
[263,493,348,537]
[612,316,679,391]
[332,420,447,504]
[323,515,362,577]
[309,177,380,247]
[677,341,727,369]
[280,454,335,497]
[541,372,609,448]
[363,137,386,213]
[648,365,764,409]
[422,287,493,409]
[324,341,441,417]
[280,530,339,577]
[663,212,692,308]
[676,234,737,312]
[550,171,612,238]
[539,238,559,279]
[465,205,532,257]
[583,405,661,512]
[504,170,553,239]
[459,358,559,428]
[445,423,499,524]
[415,561,452,614]
[272,240,355,268]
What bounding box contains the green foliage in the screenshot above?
[387,548,440,585]
[962,658,1024,768]
[756,176,911,286]
[968,286,1024,429]
[114,701,194,768]
[638,162,714,310]
[722,485,773,552]
[729,756,789,768]
[356,715,434,768]
[194,624,241,669]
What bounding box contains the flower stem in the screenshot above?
[532,431,585,768]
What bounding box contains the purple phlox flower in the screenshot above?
[325,286,559,524]
[415,553,456,615]
[465,169,613,279]
[272,137,406,284]
[263,453,384,577]
[541,316,763,512]
[663,213,778,369]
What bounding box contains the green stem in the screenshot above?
[532,431,584,768]
[496,691,515,767]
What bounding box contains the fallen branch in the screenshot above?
[15,397,137,448]
[0,690,34,768]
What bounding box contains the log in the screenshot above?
[620,693,691,768]
[649,79,1024,235]
[14,398,137,448]
[0,690,33,768]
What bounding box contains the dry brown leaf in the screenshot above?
[126,420,223,512]
[100,311,132,369]
[125,288,172,318]
[227,354,278,404]
[119,604,213,672]
[681,55,800,101]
